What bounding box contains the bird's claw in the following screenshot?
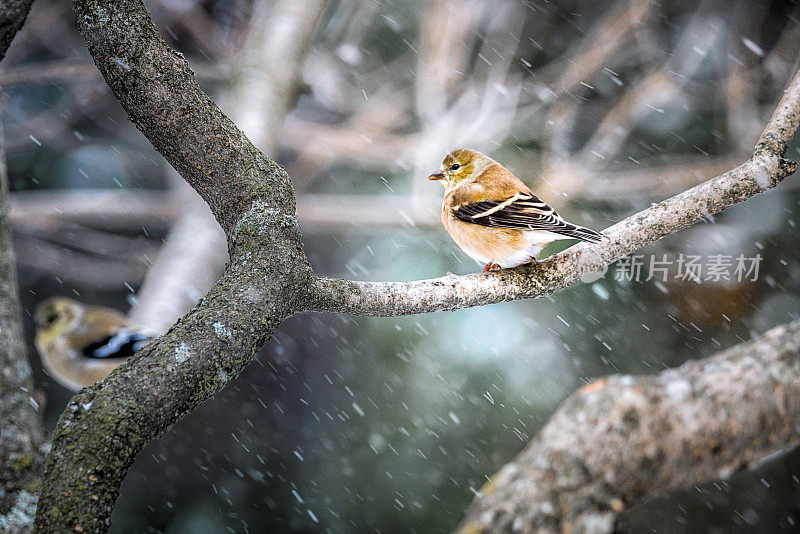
[483,262,501,272]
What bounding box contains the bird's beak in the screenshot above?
[428,170,445,181]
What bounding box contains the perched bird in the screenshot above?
[429,148,605,271]
[33,297,152,391]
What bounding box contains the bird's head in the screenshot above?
[428,148,489,191]
[33,297,81,332]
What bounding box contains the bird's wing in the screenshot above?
[81,328,151,359]
[451,192,605,243]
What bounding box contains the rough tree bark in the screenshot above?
[0,0,34,60]
[0,119,44,534]
[457,318,800,533]
[0,2,46,532]
[128,0,324,334]
[34,0,312,531]
[25,0,800,532]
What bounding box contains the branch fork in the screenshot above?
[28,0,800,531]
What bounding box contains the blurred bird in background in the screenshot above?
[33,297,152,391]
[429,149,605,271]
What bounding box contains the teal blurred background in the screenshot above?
[4,0,800,532]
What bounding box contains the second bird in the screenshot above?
[429,149,605,271]
[33,297,152,391]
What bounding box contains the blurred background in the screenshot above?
[3,0,800,532]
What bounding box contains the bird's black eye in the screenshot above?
[46,313,59,325]
[450,163,460,170]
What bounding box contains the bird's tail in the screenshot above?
[555,224,605,243]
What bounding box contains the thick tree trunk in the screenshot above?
[0,122,45,532]
[0,2,46,532]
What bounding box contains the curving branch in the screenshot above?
[129,0,324,335]
[457,317,800,533]
[304,69,800,316]
[34,0,313,531]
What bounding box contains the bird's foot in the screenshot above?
[483,262,501,272]
[512,257,538,268]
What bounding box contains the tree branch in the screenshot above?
[34,0,313,530]
[7,189,177,231]
[457,317,800,533]
[0,5,45,531]
[0,112,44,534]
[128,0,324,335]
[0,0,35,61]
[304,69,800,316]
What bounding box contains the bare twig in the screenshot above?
[7,189,177,230]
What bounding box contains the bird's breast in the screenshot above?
[442,202,532,265]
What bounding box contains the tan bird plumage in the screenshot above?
[429,149,604,271]
[33,297,152,390]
